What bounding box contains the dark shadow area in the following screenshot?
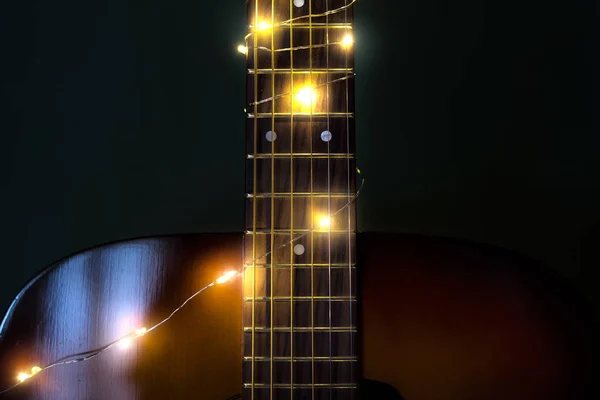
[358,233,599,400]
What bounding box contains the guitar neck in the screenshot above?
[243,1,357,398]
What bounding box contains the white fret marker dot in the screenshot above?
[321,130,332,142]
[265,130,277,142]
[293,0,305,7]
[293,244,305,255]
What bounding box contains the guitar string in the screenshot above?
[269,0,276,397]
[0,175,364,397]
[0,2,359,396]
[325,0,333,397]
[287,0,295,395]
[344,2,356,397]
[309,1,315,397]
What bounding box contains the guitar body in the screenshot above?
[0,233,595,399]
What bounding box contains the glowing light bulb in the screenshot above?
[341,34,354,48]
[319,216,331,228]
[118,337,133,349]
[237,45,248,55]
[17,373,30,382]
[17,366,42,382]
[217,270,239,284]
[257,21,272,31]
[135,327,147,336]
[297,87,317,106]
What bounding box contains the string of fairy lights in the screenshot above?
[0,174,363,396]
[0,0,359,396]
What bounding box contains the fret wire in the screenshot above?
[249,23,353,29]
[246,229,353,234]
[249,68,354,74]
[247,153,354,159]
[244,297,356,302]
[248,112,354,118]
[247,193,354,198]
[249,264,356,268]
[245,383,359,389]
[245,327,357,333]
[245,356,357,362]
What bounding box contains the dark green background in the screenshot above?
[1,0,597,317]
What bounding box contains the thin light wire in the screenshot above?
[245,175,364,270]
[0,282,216,396]
[0,2,360,396]
[249,74,354,107]
[0,175,364,397]
[252,39,350,53]
[244,0,357,40]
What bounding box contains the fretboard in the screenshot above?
[242,1,357,399]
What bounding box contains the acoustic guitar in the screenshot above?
[0,1,596,399]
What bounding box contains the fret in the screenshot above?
[246,73,353,114]
[245,199,355,229]
[241,300,357,329]
[246,116,355,155]
[247,0,352,23]
[247,193,354,198]
[246,229,352,233]
[244,383,358,389]
[243,388,357,400]
[244,357,357,362]
[243,360,358,385]
[248,23,354,29]
[246,297,356,301]
[246,158,356,194]
[245,228,354,235]
[244,327,357,333]
[247,27,354,70]
[248,112,354,118]
[242,266,356,299]
[248,263,356,268]
[249,68,354,74]
[248,153,354,159]
[243,331,355,355]
[244,233,356,266]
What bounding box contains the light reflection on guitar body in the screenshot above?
[0,233,595,399]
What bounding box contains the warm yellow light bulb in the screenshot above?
[17,366,42,382]
[217,270,239,284]
[341,34,354,48]
[257,21,272,31]
[237,44,248,55]
[118,337,133,349]
[319,216,331,228]
[297,87,317,106]
[135,327,147,336]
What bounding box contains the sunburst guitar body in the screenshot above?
[0,233,596,399]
